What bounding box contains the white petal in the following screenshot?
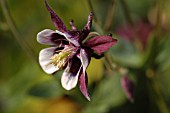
[61,65,82,90]
[37,29,56,45]
[80,48,90,74]
[39,47,59,74]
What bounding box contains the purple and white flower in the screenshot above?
[37,0,117,100]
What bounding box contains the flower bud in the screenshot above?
[121,76,134,103]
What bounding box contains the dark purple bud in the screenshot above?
[121,76,134,103]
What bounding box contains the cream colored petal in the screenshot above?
[39,47,59,74]
[61,65,81,90]
[37,29,56,45]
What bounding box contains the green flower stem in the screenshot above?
[104,0,115,32]
[0,0,37,62]
[119,0,133,26]
[155,0,163,40]
[104,53,115,70]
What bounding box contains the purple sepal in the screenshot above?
[45,0,68,33]
[79,70,90,101]
[85,36,117,55]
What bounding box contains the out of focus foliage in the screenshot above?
[0,0,170,113]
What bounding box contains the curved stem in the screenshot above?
[0,0,37,62]
[104,0,115,32]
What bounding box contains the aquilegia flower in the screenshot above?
[37,0,117,100]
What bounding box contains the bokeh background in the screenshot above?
[1,0,170,113]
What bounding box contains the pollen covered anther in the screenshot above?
[47,48,75,69]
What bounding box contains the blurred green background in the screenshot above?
[1,0,170,113]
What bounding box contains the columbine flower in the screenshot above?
[37,0,117,100]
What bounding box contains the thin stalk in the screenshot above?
[104,54,115,70]
[119,0,134,26]
[155,0,162,40]
[0,0,37,62]
[104,0,115,32]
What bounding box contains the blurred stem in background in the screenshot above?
[119,0,143,52]
[104,0,115,32]
[86,0,169,113]
[0,0,37,62]
[119,0,134,26]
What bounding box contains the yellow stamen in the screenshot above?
[46,48,74,69]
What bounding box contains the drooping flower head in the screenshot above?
[37,0,117,100]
